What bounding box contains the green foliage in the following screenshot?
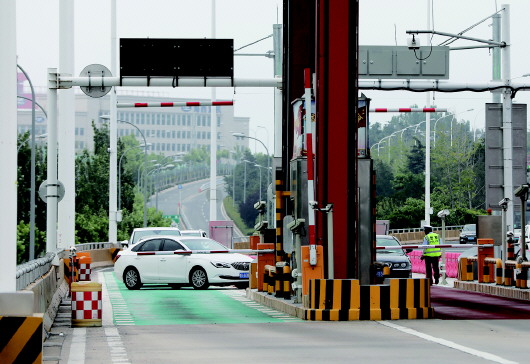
[223,196,254,235]
[223,148,270,230]
[371,109,486,228]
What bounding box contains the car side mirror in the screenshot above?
[405,248,413,253]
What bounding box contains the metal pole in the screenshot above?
[492,13,502,103]
[58,0,76,250]
[0,0,17,290]
[243,161,247,204]
[440,217,448,285]
[108,0,118,244]
[46,69,59,253]
[17,65,37,260]
[425,1,432,226]
[502,4,514,233]
[209,0,218,222]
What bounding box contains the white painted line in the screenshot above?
[105,327,131,363]
[99,271,114,326]
[378,321,518,364]
[67,328,86,364]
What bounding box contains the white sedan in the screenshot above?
[114,236,253,290]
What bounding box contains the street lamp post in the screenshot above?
[433,109,474,147]
[17,64,38,260]
[101,115,149,227]
[242,159,252,204]
[233,133,271,217]
[255,164,263,201]
[118,144,150,211]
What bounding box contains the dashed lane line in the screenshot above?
[221,290,301,321]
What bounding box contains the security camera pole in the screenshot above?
[437,209,450,285]
[514,184,529,262]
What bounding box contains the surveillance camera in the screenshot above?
[407,35,420,49]
[254,201,266,211]
[515,184,530,199]
[499,198,510,209]
[437,209,450,218]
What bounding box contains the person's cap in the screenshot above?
[423,225,432,229]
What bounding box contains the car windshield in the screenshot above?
[180,238,228,251]
[376,236,405,256]
[132,229,181,245]
[463,224,476,232]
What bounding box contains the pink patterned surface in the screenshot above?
[408,250,461,278]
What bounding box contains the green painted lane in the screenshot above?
[104,272,300,325]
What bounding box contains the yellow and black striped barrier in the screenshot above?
[458,257,474,281]
[0,315,43,364]
[110,248,121,262]
[306,278,434,321]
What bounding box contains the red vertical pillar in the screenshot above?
[315,0,359,278]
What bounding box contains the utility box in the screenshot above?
[359,46,449,79]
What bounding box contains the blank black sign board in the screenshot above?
[120,38,233,78]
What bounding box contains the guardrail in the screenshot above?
[16,242,117,291]
[16,251,60,291]
[389,225,464,234]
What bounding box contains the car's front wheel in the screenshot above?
[124,267,142,290]
[190,267,209,290]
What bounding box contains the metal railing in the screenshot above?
[389,225,464,234]
[16,242,117,290]
[16,251,60,291]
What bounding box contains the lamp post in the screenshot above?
[118,144,150,211]
[255,164,272,202]
[242,159,253,204]
[17,64,38,260]
[433,109,474,147]
[101,115,149,227]
[233,132,271,207]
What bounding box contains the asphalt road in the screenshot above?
[148,177,227,233]
[46,268,530,364]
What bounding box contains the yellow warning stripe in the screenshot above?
[0,316,42,364]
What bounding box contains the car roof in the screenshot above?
[132,227,181,232]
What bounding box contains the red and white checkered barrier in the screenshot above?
[71,282,102,327]
[78,263,91,281]
[72,290,102,320]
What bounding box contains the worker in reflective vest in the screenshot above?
[421,225,442,285]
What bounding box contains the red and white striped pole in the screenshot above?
[370,108,446,113]
[304,68,317,248]
[117,100,233,108]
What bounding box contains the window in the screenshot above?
[187,115,191,126]
[162,239,185,251]
[137,239,163,252]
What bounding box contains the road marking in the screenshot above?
[221,290,302,322]
[105,327,131,364]
[67,328,86,364]
[378,321,518,364]
[103,272,134,325]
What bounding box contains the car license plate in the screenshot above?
[239,272,249,279]
[375,271,384,278]
[468,237,474,240]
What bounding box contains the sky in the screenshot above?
[359,0,530,133]
[14,0,530,153]
[16,0,282,154]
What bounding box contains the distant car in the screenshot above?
[114,236,253,290]
[181,229,207,237]
[126,227,182,248]
[375,235,412,278]
[459,224,477,244]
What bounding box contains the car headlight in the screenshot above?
[393,263,408,269]
[210,261,231,269]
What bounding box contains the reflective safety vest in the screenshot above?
[424,232,442,257]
